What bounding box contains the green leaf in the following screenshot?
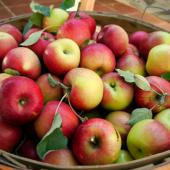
[128,108,153,126]
[134,74,151,91]
[30,13,43,27]
[23,19,33,35]
[116,69,135,83]
[20,30,43,46]
[30,1,51,16]
[161,72,170,80]
[60,0,75,10]
[4,68,20,76]
[36,113,68,160]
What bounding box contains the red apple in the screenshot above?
[57,18,91,46]
[68,11,96,36]
[0,118,22,152]
[135,76,170,113]
[106,111,131,141]
[139,31,170,59]
[43,149,78,166]
[122,44,139,56]
[116,54,145,76]
[43,38,80,76]
[34,101,79,139]
[97,24,128,57]
[129,31,149,50]
[63,68,103,110]
[72,118,121,165]
[0,24,22,43]
[36,73,63,104]
[2,47,41,80]
[80,43,116,76]
[127,119,170,159]
[0,76,43,125]
[23,28,55,57]
[18,138,39,160]
[0,32,18,61]
[101,72,134,110]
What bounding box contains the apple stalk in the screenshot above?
[48,74,87,122]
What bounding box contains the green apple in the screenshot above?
[146,44,170,76]
[43,8,69,33]
[155,108,170,131]
[115,150,133,163]
[101,72,134,110]
[127,119,170,159]
[63,68,103,110]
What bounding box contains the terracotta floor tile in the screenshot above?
[0,7,12,19]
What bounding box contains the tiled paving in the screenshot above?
[0,0,169,29]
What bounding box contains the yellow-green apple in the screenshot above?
[135,76,170,113]
[0,76,43,125]
[34,101,79,139]
[43,8,69,33]
[43,149,78,166]
[63,68,103,110]
[146,44,170,76]
[115,150,133,163]
[0,118,22,152]
[155,108,170,131]
[0,73,12,87]
[18,138,39,160]
[116,54,145,76]
[23,28,55,57]
[68,11,96,36]
[0,32,17,61]
[127,119,170,159]
[43,38,80,76]
[36,73,63,104]
[129,31,149,50]
[72,118,121,165]
[0,24,22,43]
[122,44,139,56]
[80,43,116,76]
[57,18,91,46]
[101,72,134,110]
[97,24,129,57]
[139,31,170,59]
[106,111,131,141]
[2,47,41,80]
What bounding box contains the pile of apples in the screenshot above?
[0,5,170,167]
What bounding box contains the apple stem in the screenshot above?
[54,93,68,117]
[75,1,81,18]
[67,94,88,122]
[48,74,69,90]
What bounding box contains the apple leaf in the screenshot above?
[30,13,43,27]
[116,69,135,83]
[30,1,51,16]
[134,74,151,91]
[161,72,170,80]
[20,30,43,46]
[22,19,33,35]
[128,108,153,126]
[36,113,68,160]
[60,0,75,10]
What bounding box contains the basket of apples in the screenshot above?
[0,1,169,170]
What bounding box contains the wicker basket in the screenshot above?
[0,11,169,170]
